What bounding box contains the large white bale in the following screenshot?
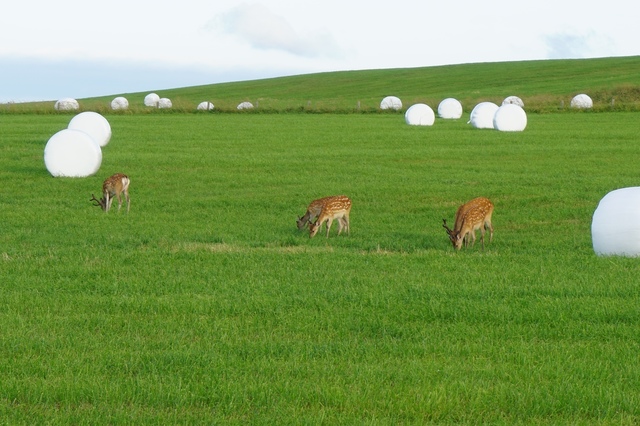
[158,98,172,109]
[44,129,102,177]
[592,187,640,256]
[55,98,79,111]
[380,96,402,111]
[571,94,593,109]
[493,104,527,132]
[68,111,112,147]
[237,101,254,110]
[437,98,463,119]
[197,101,215,111]
[468,102,499,129]
[144,93,160,107]
[111,96,129,110]
[502,96,524,108]
[405,103,435,126]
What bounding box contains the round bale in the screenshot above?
[44,129,102,177]
[405,103,435,126]
[592,187,640,257]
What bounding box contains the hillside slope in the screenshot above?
[10,56,640,113]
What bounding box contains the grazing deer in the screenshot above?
[442,197,494,250]
[309,195,351,238]
[297,195,340,230]
[90,173,130,213]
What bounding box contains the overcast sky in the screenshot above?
[1,1,637,102]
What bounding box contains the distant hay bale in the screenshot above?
[437,98,463,119]
[380,96,402,111]
[468,102,499,129]
[197,101,215,111]
[502,96,524,108]
[237,101,254,110]
[144,93,160,107]
[405,103,435,126]
[54,98,79,111]
[158,98,172,109]
[111,97,129,110]
[571,94,593,109]
[493,104,527,132]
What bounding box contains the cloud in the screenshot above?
[208,3,343,59]
[543,31,613,59]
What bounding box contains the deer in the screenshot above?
[442,197,494,250]
[297,195,341,230]
[309,195,351,238]
[90,173,130,213]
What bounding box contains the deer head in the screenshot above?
[296,215,309,230]
[442,218,457,244]
[90,194,106,210]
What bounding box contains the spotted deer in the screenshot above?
[309,195,351,238]
[297,195,341,230]
[90,173,131,213]
[442,197,494,250]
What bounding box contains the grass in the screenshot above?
[1,108,640,423]
[3,56,640,113]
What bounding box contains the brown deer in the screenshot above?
[297,195,340,230]
[442,197,494,250]
[309,195,351,238]
[90,173,131,213]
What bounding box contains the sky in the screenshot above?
[1,0,638,103]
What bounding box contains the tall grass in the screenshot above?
[1,111,639,423]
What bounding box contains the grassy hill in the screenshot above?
[4,56,640,113]
[3,57,640,423]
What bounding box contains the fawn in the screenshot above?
[297,195,342,230]
[90,173,130,213]
[442,197,494,250]
[309,195,351,238]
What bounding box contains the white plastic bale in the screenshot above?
[111,97,129,110]
[68,112,112,147]
[44,129,102,177]
[197,101,215,110]
[502,96,524,108]
[404,103,435,126]
[237,101,254,110]
[493,104,527,132]
[437,98,463,119]
[468,102,499,129]
[592,187,640,257]
[54,98,79,111]
[380,96,402,111]
[158,98,172,109]
[144,93,160,107]
[571,94,593,109]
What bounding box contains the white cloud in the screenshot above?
[208,3,344,59]
[544,31,614,59]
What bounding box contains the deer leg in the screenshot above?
[116,193,123,211]
[486,221,493,243]
[344,213,350,235]
[336,217,344,235]
[105,194,112,212]
[325,218,333,237]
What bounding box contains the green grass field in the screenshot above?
[2,58,640,424]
